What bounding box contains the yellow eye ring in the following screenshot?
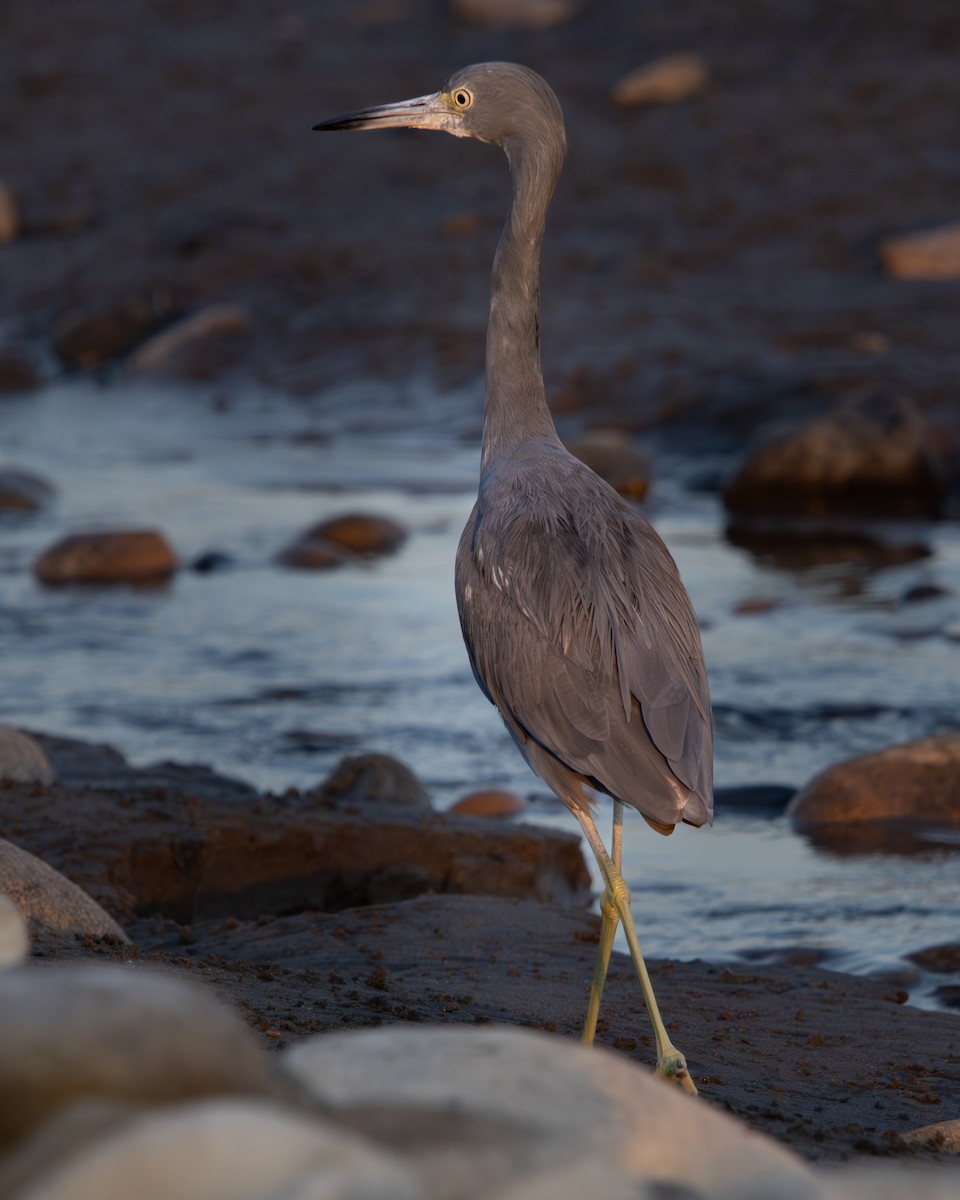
[452,88,473,109]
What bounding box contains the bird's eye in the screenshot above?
[453,89,473,109]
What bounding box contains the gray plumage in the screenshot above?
[315,61,712,1089]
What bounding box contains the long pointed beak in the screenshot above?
[312,92,451,133]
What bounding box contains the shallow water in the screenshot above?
[2,378,958,1007]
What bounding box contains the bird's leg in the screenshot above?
[574,807,698,1095]
[580,801,623,1046]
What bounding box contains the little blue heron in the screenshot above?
[314,62,713,1093]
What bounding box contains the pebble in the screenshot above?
[612,53,709,108]
[787,731,960,830]
[0,962,273,1149]
[0,1098,418,1200]
[0,181,21,243]
[0,838,128,944]
[566,430,650,498]
[0,728,56,784]
[450,788,527,817]
[280,1024,815,1200]
[0,468,55,512]
[880,219,960,280]
[451,0,579,31]
[320,752,432,810]
[723,393,945,519]
[127,303,253,377]
[33,529,178,585]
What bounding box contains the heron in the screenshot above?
[314,62,713,1093]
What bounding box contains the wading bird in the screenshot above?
[314,63,713,1093]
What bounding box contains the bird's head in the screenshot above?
[313,62,565,159]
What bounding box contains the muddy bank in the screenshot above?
[2,0,960,451]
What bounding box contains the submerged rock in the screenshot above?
[33,529,178,585]
[723,393,946,519]
[0,468,55,512]
[788,732,960,831]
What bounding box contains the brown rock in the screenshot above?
[723,394,946,519]
[33,529,178,585]
[788,732,960,830]
[450,789,527,817]
[451,0,579,32]
[0,468,55,512]
[0,350,40,393]
[612,54,709,108]
[275,535,352,570]
[0,963,273,1150]
[565,431,650,499]
[900,1118,960,1153]
[53,299,173,370]
[0,759,591,925]
[0,182,20,243]
[311,513,407,556]
[907,942,960,974]
[320,753,431,810]
[880,219,960,281]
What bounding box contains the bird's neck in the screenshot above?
[481,136,564,476]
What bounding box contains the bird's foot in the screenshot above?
[656,1047,698,1095]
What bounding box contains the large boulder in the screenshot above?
[0,728,56,785]
[0,963,273,1149]
[788,732,960,831]
[280,1025,814,1200]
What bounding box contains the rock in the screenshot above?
[0,181,21,243]
[0,894,29,967]
[901,1118,960,1153]
[0,468,55,511]
[33,529,178,585]
[0,962,273,1149]
[0,728,56,784]
[0,838,127,944]
[280,1025,814,1200]
[0,1099,417,1200]
[723,393,946,519]
[312,513,407,557]
[908,942,960,973]
[787,732,960,831]
[127,303,253,378]
[725,520,931,571]
[0,767,591,924]
[816,1164,960,1199]
[451,0,579,32]
[880,219,960,280]
[320,753,432,810]
[0,349,41,393]
[565,430,650,498]
[450,789,526,817]
[53,298,173,370]
[612,54,710,108]
[276,534,352,570]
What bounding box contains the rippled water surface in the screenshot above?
[2,379,959,1005]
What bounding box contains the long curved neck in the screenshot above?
[480,132,565,476]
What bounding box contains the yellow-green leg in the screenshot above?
[575,804,697,1095]
[581,801,623,1046]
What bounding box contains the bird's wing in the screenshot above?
[456,483,712,824]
